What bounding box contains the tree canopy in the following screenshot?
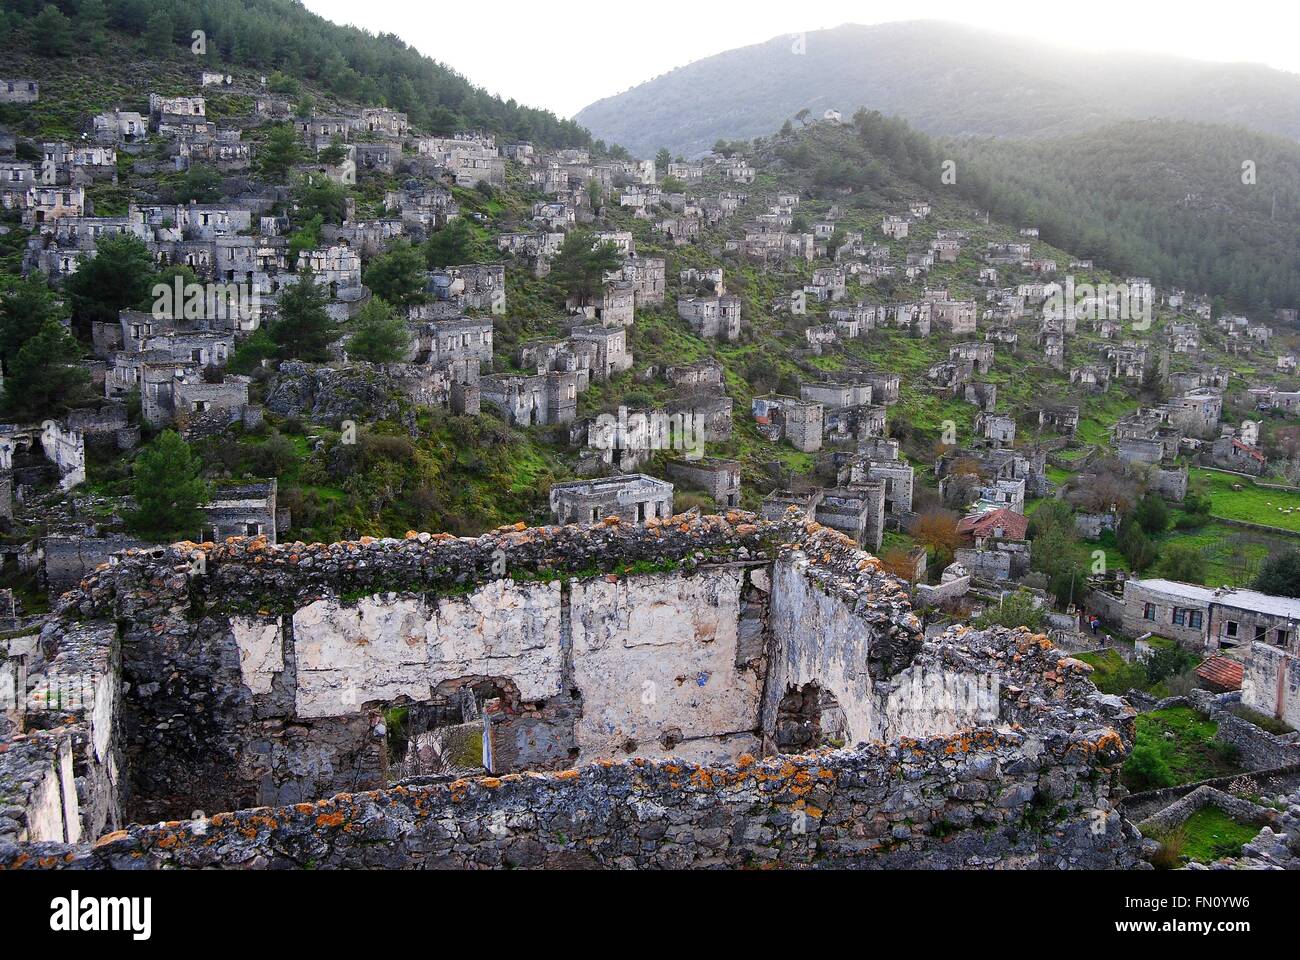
[129,430,212,542]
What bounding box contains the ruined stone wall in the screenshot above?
[1,513,1144,870]
[763,555,916,747]
[50,515,888,821]
[0,621,122,846]
[43,535,145,595]
[1243,642,1300,730]
[4,710,1139,870]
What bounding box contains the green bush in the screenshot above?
[1124,743,1176,791]
[972,591,1045,631]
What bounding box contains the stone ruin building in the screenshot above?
[0,513,1142,870]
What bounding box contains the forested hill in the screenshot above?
[948,120,1300,314]
[575,21,1300,160]
[0,0,590,148]
[762,109,1300,317]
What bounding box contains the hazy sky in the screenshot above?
[302,0,1300,118]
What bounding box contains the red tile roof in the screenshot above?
[1231,439,1266,463]
[1195,655,1243,692]
[956,508,1028,541]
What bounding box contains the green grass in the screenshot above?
[1189,468,1300,532]
[1168,807,1260,864]
[1152,520,1280,587]
[1075,649,1143,695]
[1125,707,1243,789]
[1076,392,1140,447]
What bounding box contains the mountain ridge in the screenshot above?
[575,21,1300,158]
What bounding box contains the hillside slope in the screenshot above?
[0,0,589,147]
[949,120,1300,313]
[575,21,1300,159]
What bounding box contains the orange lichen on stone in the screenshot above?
[479,777,502,789]
[1094,730,1125,753]
[690,768,716,788]
[789,770,814,795]
[93,830,128,847]
[552,769,580,780]
[737,753,756,769]
[315,811,345,828]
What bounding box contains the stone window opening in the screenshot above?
[774,681,848,754]
[382,680,514,783]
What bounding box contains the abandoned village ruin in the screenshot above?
[0,513,1142,869]
[3,2,1300,881]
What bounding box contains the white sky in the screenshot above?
[302,0,1300,118]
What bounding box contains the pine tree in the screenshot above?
[144,8,176,54]
[259,124,304,182]
[348,298,412,364]
[31,4,73,56]
[363,241,429,310]
[78,0,109,52]
[424,218,484,269]
[271,269,335,362]
[0,276,67,376]
[549,232,622,307]
[129,431,211,542]
[2,320,89,421]
[65,233,156,329]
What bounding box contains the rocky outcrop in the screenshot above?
[263,361,411,425]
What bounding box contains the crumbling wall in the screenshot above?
[2,513,1145,870]
[0,621,121,846]
[763,553,921,747]
[1242,642,1300,730]
[3,700,1140,870]
[570,568,764,764]
[48,515,826,820]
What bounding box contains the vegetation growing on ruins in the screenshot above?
[1124,707,1243,791]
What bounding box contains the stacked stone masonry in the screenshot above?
[0,513,1141,869]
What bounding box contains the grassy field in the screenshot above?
[1158,807,1260,865]
[1153,519,1283,587]
[1125,707,1243,789]
[1189,468,1300,533]
[1075,649,1142,695]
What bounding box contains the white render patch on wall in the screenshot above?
[291,580,564,718]
[28,764,64,842]
[765,556,880,744]
[431,579,564,700]
[570,569,762,763]
[232,616,284,696]
[1242,642,1300,730]
[57,738,81,845]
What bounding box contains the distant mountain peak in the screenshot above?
[576,20,1300,159]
